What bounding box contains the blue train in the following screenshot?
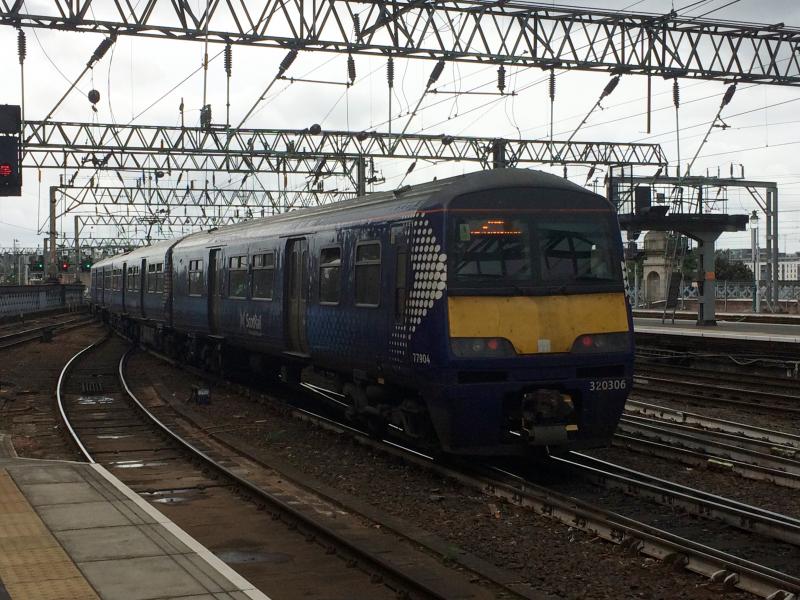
[91,169,634,456]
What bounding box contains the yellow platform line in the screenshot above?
[0,470,100,600]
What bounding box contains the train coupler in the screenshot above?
[521,390,577,443]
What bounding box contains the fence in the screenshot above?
[628,280,800,310]
[0,284,85,318]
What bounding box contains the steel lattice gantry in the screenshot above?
[56,185,357,216]
[2,1,799,84]
[23,121,668,172]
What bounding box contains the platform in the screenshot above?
[0,437,269,600]
[633,317,800,345]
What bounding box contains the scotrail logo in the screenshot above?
[239,310,262,333]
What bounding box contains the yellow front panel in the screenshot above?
[448,293,628,354]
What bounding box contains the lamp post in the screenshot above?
[751,210,760,313]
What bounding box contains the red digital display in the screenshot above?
[0,163,12,177]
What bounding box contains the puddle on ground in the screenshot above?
[215,549,292,564]
[96,434,132,440]
[140,488,203,504]
[78,396,115,405]
[109,459,167,469]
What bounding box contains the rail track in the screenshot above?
[112,337,800,600]
[633,362,800,397]
[626,400,800,450]
[0,312,95,350]
[287,405,800,600]
[609,401,800,490]
[618,414,800,473]
[56,335,532,600]
[631,373,800,415]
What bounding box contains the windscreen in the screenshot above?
[449,212,621,292]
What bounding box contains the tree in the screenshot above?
[715,251,753,281]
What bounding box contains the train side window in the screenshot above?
[319,247,341,304]
[355,242,381,307]
[147,264,156,292]
[155,263,164,293]
[134,267,140,291]
[252,253,274,300]
[127,266,139,292]
[147,263,164,293]
[188,259,204,296]
[394,246,408,319]
[104,269,111,291]
[228,255,249,298]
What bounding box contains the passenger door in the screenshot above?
[140,259,147,319]
[392,225,410,362]
[285,238,309,354]
[121,262,127,312]
[208,249,222,334]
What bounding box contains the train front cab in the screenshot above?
[426,187,634,456]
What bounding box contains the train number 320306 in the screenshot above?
[588,379,627,391]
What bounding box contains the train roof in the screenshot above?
[92,168,608,262]
[174,168,606,250]
[92,237,184,269]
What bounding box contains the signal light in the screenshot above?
[60,261,70,272]
[0,106,21,197]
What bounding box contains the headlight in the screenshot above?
[451,337,517,358]
[570,332,631,354]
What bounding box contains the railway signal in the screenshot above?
[0,105,21,197]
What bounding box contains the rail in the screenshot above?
[56,340,102,463]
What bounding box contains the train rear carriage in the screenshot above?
[99,256,127,316]
[90,240,178,326]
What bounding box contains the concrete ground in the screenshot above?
[0,438,269,600]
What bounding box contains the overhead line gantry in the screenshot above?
[22,121,669,173]
[2,1,799,84]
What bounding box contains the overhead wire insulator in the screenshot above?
[600,75,620,99]
[497,65,506,94]
[278,49,298,77]
[347,54,356,84]
[721,83,736,108]
[224,44,232,76]
[549,68,555,100]
[353,14,361,38]
[89,34,116,67]
[427,59,445,88]
[387,56,394,89]
[17,29,26,64]
[673,79,680,108]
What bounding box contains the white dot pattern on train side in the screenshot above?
[389,213,447,361]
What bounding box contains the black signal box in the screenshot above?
[0,106,22,196]
[0,105,21,134]
[0,136,22,196]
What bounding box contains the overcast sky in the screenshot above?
[1,0,800,254]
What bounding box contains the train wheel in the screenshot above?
[365,415,388,440]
